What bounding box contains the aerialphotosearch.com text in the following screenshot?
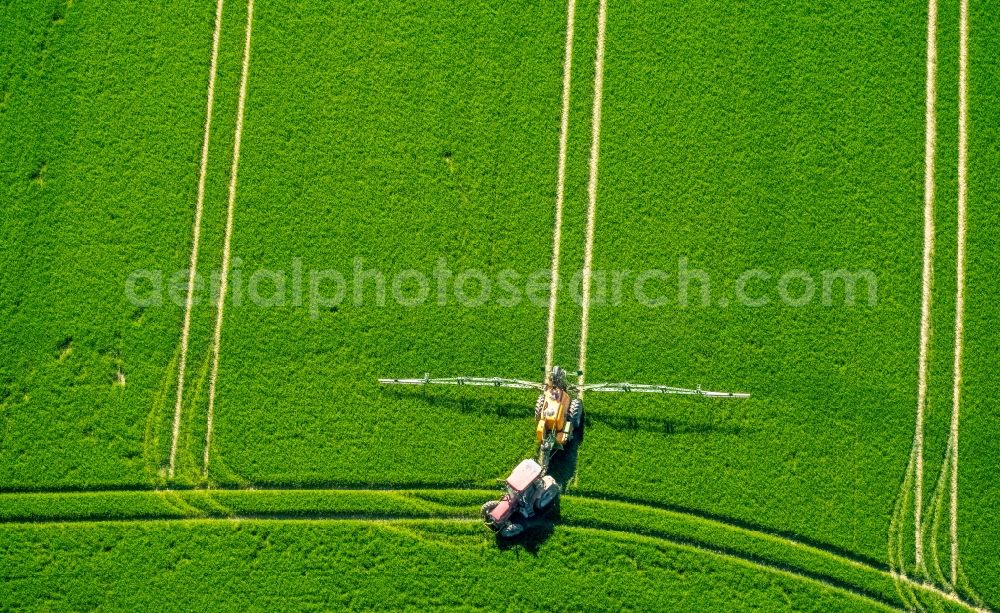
[125,257,878,318]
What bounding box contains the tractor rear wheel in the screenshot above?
[569,399,584,443]
[534,394,545,420]
[569,399,582,427]
[535,476,560,510]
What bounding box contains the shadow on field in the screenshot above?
[382,388,751,438]
[381,388,530,420]
[546,435,581,492]
[495,502,559,555]
[585,411,751,437]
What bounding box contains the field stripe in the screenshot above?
[563,527,903,613]
[912,0,939,569]
[0,489,989,612]
[0,517,903,612]
[0,519,915,612]
[543,0,577,374]
[168,0,226,479]
[576,0,608,394]
[203,0,255,476]
[949,0,970,587]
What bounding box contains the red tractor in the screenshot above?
[480,458,560,537]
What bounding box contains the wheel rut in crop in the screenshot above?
[575,0,607,392]
[889,0,981,605]
[543,0,577,374]
[0,487,990,612]
[203,0,255,478]
[170,0,227,480]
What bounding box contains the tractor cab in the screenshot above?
[506,458,543,494]
[488,459,543,523]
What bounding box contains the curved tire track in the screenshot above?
[0,487,989,612]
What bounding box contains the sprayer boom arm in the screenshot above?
[572,382,749,398]
[378,374,544,391]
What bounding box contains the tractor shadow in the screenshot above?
[494,501,560,555]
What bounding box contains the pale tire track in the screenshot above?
[888,443,923,612]
[203,0,255,477]
[543,0,577,375]
[949,0,970,588]
[913,0,938,569]
[169,0,226,479]
[576,0,607,394]
[924,440,955,591]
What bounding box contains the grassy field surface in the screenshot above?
[0,518,929,612]
[580,0,925,565]
[0,489,979,611]
[0,0,996,610]
[0,1,222,489]
[957,0,1000,602]
[203,0,569,486]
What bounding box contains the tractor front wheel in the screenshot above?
[500,522,525,538]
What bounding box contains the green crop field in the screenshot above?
[1,0,997,611]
